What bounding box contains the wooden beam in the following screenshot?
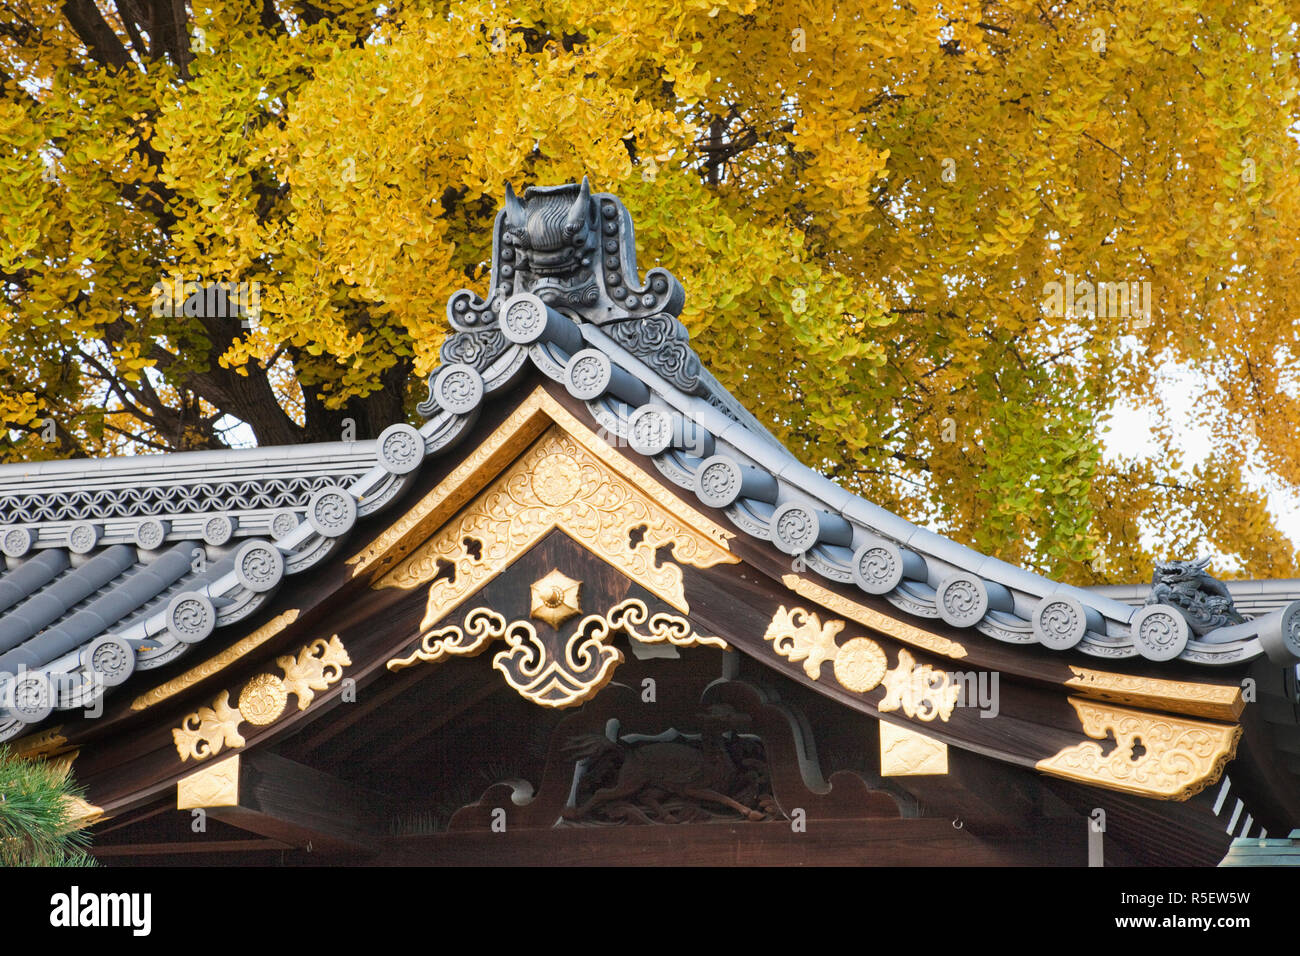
[92,838,291,857]
[197,751,390,855]
[375,817,1086,866]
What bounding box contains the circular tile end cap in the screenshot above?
[1,527,33,558]
[377,423,425,475]
[166,592,217,645]
[307,486,358,538]
[433,363,484,415]
[851,540,906,595]
[234,541,285,593]
[937,574,990,628]
[1033,594,1088,650]
[627,405,675,457]
[84,634,137,686]
[1131,604,1190,661]
[769,502,820,556]
[565,349,612,401]
[694,455,744,509]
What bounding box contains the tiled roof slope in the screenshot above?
[2,178,1298,743]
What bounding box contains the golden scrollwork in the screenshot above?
[878,649,960,722]
[387,607,508,668]
[132,609,300,711]
[388,598,723,709]
[177,754,240,810]
[379,427,736,623]
[1064,666,1244,721]
[763,605,886,692]
[780,573,968,661]
[496,613,624,708]
[1036,698,1242,801]
[615,603,727,649]
[173,636,351,762]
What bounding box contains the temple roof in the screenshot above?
[1,178,1297,752]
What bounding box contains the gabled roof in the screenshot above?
[0,177,1296,755]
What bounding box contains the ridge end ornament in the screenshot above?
[419,180,696,418]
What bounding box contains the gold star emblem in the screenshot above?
[530,569,582,629]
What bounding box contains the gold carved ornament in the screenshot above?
[388,587,726,709]
[763,606,958,722]
[780,573,967,661]
[172,636,350,762]
[1036,698,1242,801]
[351,387,737,587]
[177,755,240,810]
[1063,666,1244,721]
[377,429,736,634]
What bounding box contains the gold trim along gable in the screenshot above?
[377,425,736,620]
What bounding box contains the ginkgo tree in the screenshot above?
[1,0,1298,585]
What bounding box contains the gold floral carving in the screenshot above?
[278,636,350,710]
[388,598,723,708]
[378,428,736,621]
[780,573,968,661]
[530,569,583,628]
[1064,666,1244,721]
[880,722,949,776]
[350,388,736,583]
[1036,698,1242,801]
[173,691,246,762]
[132,609,300,711]
[173,636,351,762]
[177,754,240,810]
[763,605,886,692]
[879,649,960,722]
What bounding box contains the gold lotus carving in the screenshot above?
[1036,698,1242,801]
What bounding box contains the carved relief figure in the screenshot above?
[561,705,779,825]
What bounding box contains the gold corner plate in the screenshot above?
[177,754,240,810]
[1036,697,1241,801]
[880,722,949,776]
